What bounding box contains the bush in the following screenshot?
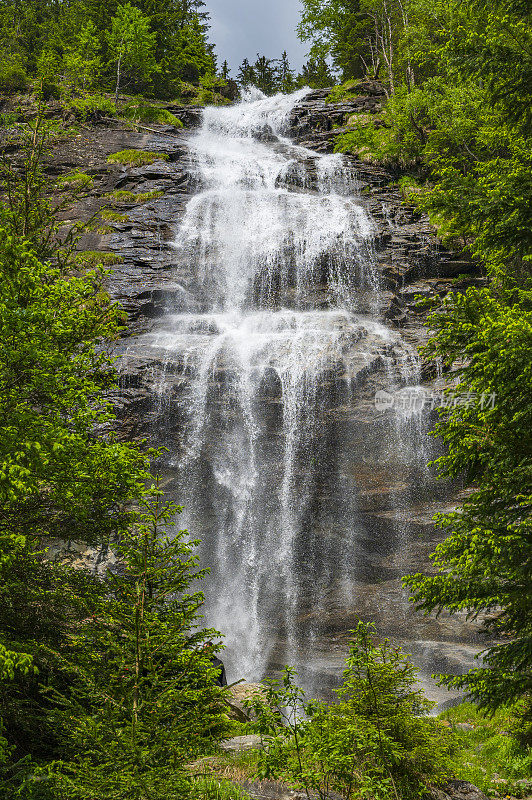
[107,149,169,166]
[38,80,61,101]
[0,67,28,94]
[174,80,199,101]
[246,622,454,800]
[326,80,362,103]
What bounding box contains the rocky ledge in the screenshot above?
[290,81,386,151]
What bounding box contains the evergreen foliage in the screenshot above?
[236,52,300,95]
[0,0,217,102]
[297,0,371,82]
[404,288,532,713]
[0,111,228,797]
[46,487,230,799]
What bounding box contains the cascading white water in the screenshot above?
[144,88,435,688]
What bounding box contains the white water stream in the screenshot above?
[143,89,439,689]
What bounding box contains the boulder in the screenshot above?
[220,734,263,752]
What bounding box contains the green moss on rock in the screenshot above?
[107,150,169,167]
[75,251,123,267]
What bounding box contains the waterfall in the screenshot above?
[142,88,443,693]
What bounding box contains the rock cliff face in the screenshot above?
[52,88,483,702]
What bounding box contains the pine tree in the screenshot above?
[276,50,295,93]
[237,57,255,88]
[221,59,230,79]
[297,55,333,88]
[50,487,230,798]
[253,54,277,94]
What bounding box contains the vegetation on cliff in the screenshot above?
[245,622,455,800]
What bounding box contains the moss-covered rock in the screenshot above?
[100,210,130,223]
[75,251,124,267]
[107,149,169,167]
[56,171,94,190]
[121,103,183,127]
[105,189,165,203]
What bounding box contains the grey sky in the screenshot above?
[207,0,309,76]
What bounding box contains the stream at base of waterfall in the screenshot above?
[130,88,477,704]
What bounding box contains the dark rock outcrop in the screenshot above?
[289,83,386,151]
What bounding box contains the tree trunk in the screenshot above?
[114,54,122,107]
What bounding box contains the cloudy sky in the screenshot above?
[207,0,308,75]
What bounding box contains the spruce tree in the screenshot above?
[277,50,295,93]
[50,487,230,799]
[221,59,230,79]
[237,57,255,88]
[252,54,277,94]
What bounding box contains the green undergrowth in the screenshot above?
[439,703,532,797]
[107,149,169,166]
[0,111,20,126]
[397,175,425,199]
[186,750,259,790]
[191,775,251,800]
[173,76,232,106]
[121,101,182,127]
[335,124,396,164]
[67,93,116,119]
[187,697,532,800]
[105,188,165,203]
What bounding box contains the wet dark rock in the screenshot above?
[253,123,277,142]
[286,87,486,336]
[289,83,385,148]
[164,104,203,127]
